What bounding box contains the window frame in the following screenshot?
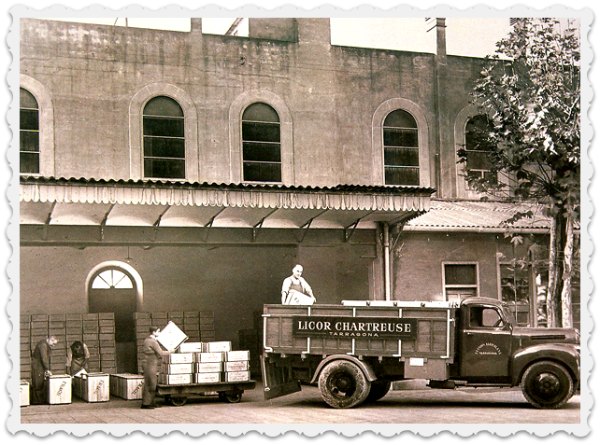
[19,88,40,175]
[241,102,282,183]
[442,261,480,301]
[382,109,420,186]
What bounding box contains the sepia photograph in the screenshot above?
[2,0,594,441]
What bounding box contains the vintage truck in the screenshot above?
[260,297,580,409]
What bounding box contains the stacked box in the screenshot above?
[47,374,72,405]
[168,311,184,327]
[50,347,67,373]
[98,313,117,373]
[178,342,203,353]
[202,341,232,353]
[159,351,194,385]
[73,372,110,402]
[224,350,251,382]
[238,328,261,377]
[110,373,144,400]
[20,380,30,407]
[199,311,216,342]
[151,312,168,330]
[20,315,32,381]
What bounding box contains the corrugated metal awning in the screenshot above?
[20,176,435,231]
[404,200,552,233]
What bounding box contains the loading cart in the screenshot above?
[156,380,256,406]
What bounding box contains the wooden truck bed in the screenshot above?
[263,302,457,367]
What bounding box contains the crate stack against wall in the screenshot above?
[199,311,216,342]
[237,310,263,377]
[134,312,152,371]
[21,312,117,378]
[183,311,200,341]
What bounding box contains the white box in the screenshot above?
[225,361,249,372]
[163,352,194,364]
[119,374,144,400]
[161,363,195,374]
[202,341,232,353]
[158,373,193,385]
[194,372,222,383]
[197,352,224,363]
[196,362,223,373]
[178,342,204,353]
[20,381,30,407]
[156,321,189,351]
[47,374,72,405]
[226,350,250,362]
[74,373,110,402]
[225,371,251,382]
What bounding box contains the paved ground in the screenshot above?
[19,381,580,425]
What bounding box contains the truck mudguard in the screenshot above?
[309,354,378,385]
[512,343,579,386]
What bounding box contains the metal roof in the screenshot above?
[404,200,553,233]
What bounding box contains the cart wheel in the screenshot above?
[170,396,187,406]
[223,391,243,403]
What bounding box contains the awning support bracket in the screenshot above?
[42,202,57,241]
[98,203,115,242]
[202,208,226,242]
[252,208,278,241]
[152,205,171,241]
[343,211,373,242]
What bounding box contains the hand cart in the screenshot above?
[156,380,256,406]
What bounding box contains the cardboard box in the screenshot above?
[197,352,224,363]
[156,321,188,351]
[47,374,72,405]
[226,350,251,362]
[196,362,223,373]
[158,373,192,385]
[178,342,204,353]
[20,380,30,407]
[202,341,231,353]
[74,373,110,402]
[225,361,249,372]
[161,363,195,374]
[194,372,222,383]
[225,371,251,382]
[163,352,194,364]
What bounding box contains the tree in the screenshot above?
[458,18,580,328]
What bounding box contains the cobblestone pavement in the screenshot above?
[19,381,580,426]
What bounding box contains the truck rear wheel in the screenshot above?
[365,380,391,403]
[318,361,371,409]
[521,361,574,409]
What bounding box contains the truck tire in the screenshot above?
[365,380,391,403]
[318,360,371,409]
[521,361,574,409]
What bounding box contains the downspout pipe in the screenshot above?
[383,222,391,301]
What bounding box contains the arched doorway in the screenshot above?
[87,263,142,373]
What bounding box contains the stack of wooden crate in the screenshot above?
[20,312,117,380]
[159,352,195,384]
[199,311,216,342]
[183,311,200,341]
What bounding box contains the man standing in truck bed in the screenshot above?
[281,264,316,305]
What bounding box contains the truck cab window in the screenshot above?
[469,306,504,328]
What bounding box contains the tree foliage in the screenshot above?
[459,18,580,327]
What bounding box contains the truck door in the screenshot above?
[261,354,302,400]
[459,304,512,378]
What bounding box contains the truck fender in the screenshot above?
[309,355,378,385]
[512,343,580,386]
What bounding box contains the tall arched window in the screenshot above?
[143,96,185,179]
[242,103,281,182]
[464,114,495,182]
[20,88,40,174]
[383,109,419,185]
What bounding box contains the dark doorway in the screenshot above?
[89,268,138,373]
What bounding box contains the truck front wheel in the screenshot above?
[318,361,371,409]
[521,361,574,409]
[365,380,391,403]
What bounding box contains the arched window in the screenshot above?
[383,109,419,185]
[464,114,495,182]
[20,88,40,174]
[143,96,185,179]
[242,103,281,182]
[92,269,134,289]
